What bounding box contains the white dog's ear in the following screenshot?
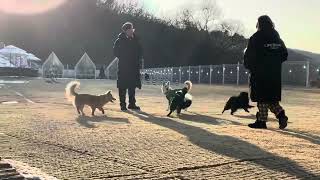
[106,90,112,95]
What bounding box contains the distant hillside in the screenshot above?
[287,49,311,62]
[290,49,320,63]
[0,0,247,68]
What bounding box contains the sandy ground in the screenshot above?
[0,78,319,179]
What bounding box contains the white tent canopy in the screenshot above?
[0,45,32,68]
[27,53,41,69]
[0,54,7,59]
[75,53,96,79]
[0,56,14,67]
[27,53,41,61]
[0,45,28,55]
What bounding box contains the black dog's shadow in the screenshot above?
[76,115,129,128]
[178,112,242,126]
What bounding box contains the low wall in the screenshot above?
[0,67,39,77]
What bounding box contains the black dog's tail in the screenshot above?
[222,99,231,114]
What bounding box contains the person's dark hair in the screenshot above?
[257,15,274,31]
[122,22,133,32]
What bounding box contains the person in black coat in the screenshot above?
[244,15,288,129]
[99,66,106,79]
[113,22,143,111]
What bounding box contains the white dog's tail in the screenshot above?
[184,81,192,92]
[65,81,80,102]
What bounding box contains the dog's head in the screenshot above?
[161,81,171,94]
[103,91,116,103]
[239,92,250,103]
[239,92,249,98]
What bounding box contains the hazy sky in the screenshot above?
[141,0,320,53]
[0,0,66,15]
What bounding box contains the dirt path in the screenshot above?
[0,79,319,179]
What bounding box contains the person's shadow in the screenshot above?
[76,115,129,128]
[125,110,317,178]
[180,112,319,145]
[232,115,319,145]
[275,129,320,145]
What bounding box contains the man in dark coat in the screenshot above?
[99,66,106,79]
[244,15,288,129]
[113,22,143,111]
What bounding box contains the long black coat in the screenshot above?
[113,32,143,89]
[244,29,288,102]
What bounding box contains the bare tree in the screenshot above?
[195,0,222,32]
[97,0,116,10]
[177,9,197,30]
[105,0,142,14]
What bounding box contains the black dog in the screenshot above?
[167,87,192,117]
[222,92,254,115]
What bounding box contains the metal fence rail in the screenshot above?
[141,61,320,87]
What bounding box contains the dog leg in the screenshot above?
[177,107,182,115]
[167,110,174,117]
[231,108,237,115]
[76,107,81,115]
[80,105,85,116]
[99,107,105,114]
[91,107,96,116]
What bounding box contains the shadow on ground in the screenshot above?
[234,114,278,122]
[76,115,129,128]
[178,112,242,126]
[275,129,320,145]
[125,110,317,178]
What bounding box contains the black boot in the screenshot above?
[128,104,141,110]
[121,106,128,111]
[128,88,140,110]
[277,110,288,129]
[248,120,267,129]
